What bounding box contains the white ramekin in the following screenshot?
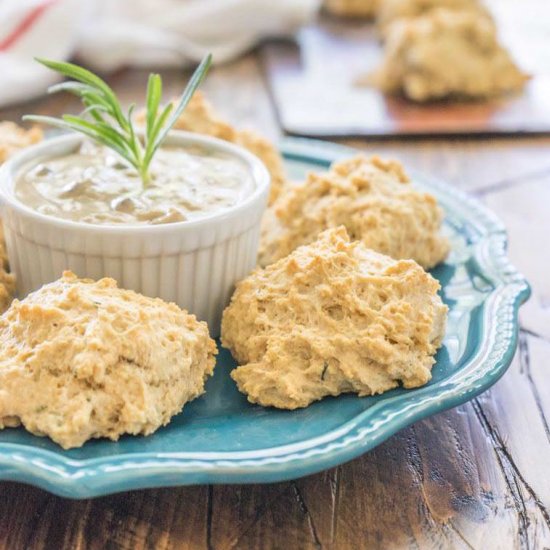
[0,130,270,336]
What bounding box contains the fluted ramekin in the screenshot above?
[0,131,270,335]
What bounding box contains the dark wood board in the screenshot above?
[262,3,550,138]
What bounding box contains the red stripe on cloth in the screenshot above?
[0,0,60,51]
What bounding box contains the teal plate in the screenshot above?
[0,138,530,499]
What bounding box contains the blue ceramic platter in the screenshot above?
[0,138,530,499]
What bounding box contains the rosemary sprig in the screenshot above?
[23,54,212,186]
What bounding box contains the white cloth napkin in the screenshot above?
[0,0,320,108]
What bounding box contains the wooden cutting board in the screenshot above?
[262,3,550,138]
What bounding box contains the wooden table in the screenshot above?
[1,48,550,550]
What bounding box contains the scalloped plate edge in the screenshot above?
[0,138,531,498]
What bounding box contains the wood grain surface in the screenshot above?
[0,47,549,550]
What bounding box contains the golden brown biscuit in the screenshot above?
[222,227,447,409]
[0,122,41,311]
[259,155,449,269]
[169,91,237,141]
[233,129,286,204]
[368,9,529,101]
[0,121,42,164]
[324,0,379,18]
[0,272,217,449]
[376,0,493,37]
[0,225,15,314]
[137,92,286,204]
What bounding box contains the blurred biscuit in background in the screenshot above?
[376,0,494,37]
[324,0,380,18]
[0,122,42,312]
[367,8,529,102]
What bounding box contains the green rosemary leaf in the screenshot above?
[63,115,132,155]
[142,102,173,169]
[125,104,145,176]
[83,94,119,126]
[47,81,95,96]
[80,103,109,123]
[145,74,162,142]
[50,82,117,124]
[24,115,135,166]
[62,116,131,156]
[48,83,114,122]
[22,114,67,127]
[37,59,113,98]
[38,59,120,115]
[153,54,212,150]
[150,103,174,145]
[37,58,129,132]
[142,54,212,172]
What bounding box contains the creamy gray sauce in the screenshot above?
[15,141,254,225]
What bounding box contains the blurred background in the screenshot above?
[1,0,547,138]
[0,0,318,107]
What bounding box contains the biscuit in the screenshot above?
[368,9,529,101]
[259,155,449,269]
[0,272,217,449]
[222,227,447,409]
[0,122,41,311]
[137,92,286,204]
[0,225,15,314]
[0,121,42,164]
[324,0,379,18]
[376,0,493,37]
